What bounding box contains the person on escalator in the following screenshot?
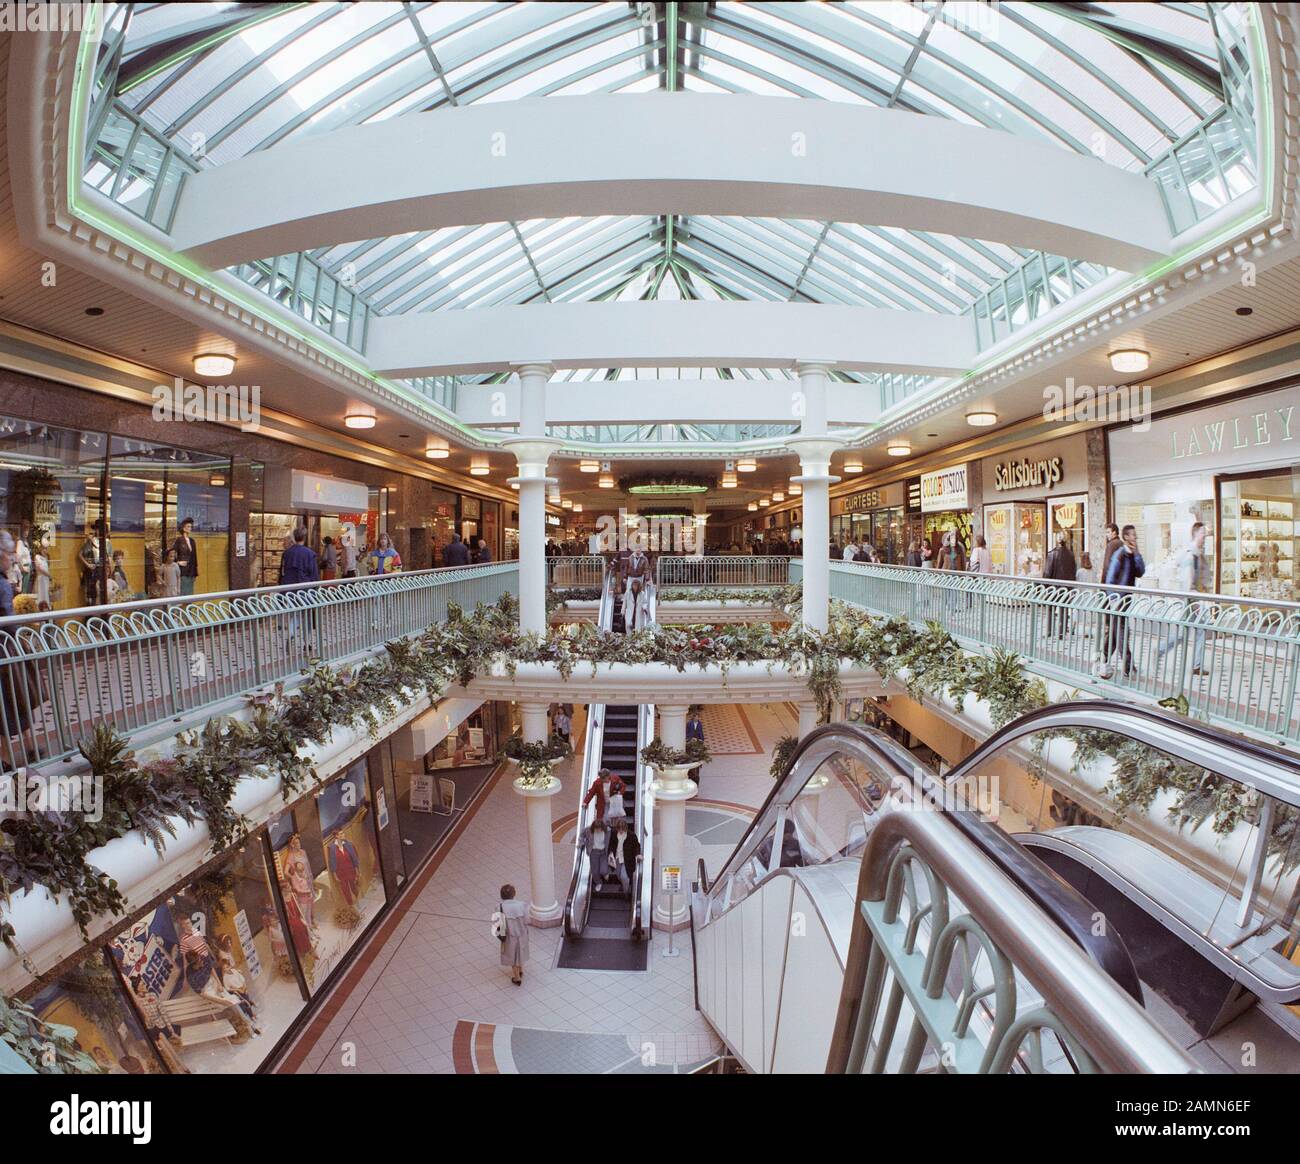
[583,767,625,824]
[608,819,640,896]
[755,819,806,871]
[580,818,612,884]
[625,577,650,630]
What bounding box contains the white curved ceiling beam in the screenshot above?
[456,378,880,427]
[365,301,975,377]
[171,95,1173,271]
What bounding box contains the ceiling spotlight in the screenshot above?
[344,411,376,430]
[965,411,998,427]
[772,490,784,502]
[748,502,758,511]
[469,456,490,476]
[1108,349,1149,374]
[579,459,599,473]
[737,457,757,473]
[843,458,863,474]
[788,482,802,496]
[886,443,911,458]
[193,352,236,378]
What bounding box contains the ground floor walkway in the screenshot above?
[280,701,798,1074]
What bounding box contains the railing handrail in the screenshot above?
[831,559,1300,618]
[0,561,516,633]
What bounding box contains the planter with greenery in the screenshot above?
[640,737,712,770]
[500,732,572,789]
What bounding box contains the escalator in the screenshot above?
[559,570,656,969]
[687,706,1300,1072]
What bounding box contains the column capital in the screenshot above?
[502,435,563,476]
[794,360,835,377]
[510,361,554,379]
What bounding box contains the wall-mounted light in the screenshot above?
[193,352,236,378]
[1109,349,1149,374]
[886,442,911,458]
[469,456,490,476]
[344,411,376,430]
[965,411,998,427]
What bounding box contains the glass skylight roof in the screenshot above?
[99,1,1242,400]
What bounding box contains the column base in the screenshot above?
[528,902,563,928]
[652,904,692,931]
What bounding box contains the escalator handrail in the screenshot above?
[702,720,1145,1002]
[562,567,616,938]
[630,584,658,940]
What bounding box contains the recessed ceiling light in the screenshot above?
[344,412,376,430]
[886,443,911,457]
[193,352,236,377]
[965,411,998,427]
[1108,349,1149,374]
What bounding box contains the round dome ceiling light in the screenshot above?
[193,352,236,378]
[772,490,784,502]
[886,442,911,458]
[469,456,490,476]
[1108,349,1149,375]
[737,457,757,473]
[965,411,998,427]
[344,411,376,430]
[747,502,758,511]
[788,482,802,496]
[579,459,600,473]
[843,458,863,474]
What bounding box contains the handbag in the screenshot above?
[491,902,508,943]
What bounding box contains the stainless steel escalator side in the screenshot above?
[630,583,657,940]
[562,567,615,939]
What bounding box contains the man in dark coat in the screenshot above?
[442,533,470,567]
[1043,533,1078,638]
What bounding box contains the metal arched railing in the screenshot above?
[0,563,518,773]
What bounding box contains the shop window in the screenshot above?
[1113,474,1215,591]
[267,760,386,992]
[26,950,165,1074]
[1220,471,1297,601]
[107,842,307,1073]
[0,416,108,610]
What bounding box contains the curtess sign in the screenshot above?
[920,465,969,512]
[993,455,1063,492]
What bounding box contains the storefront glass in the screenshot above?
[1220,470,1297,601]
[266,759,387,993]
[983,502,1047,576]
[107,842,307,1073]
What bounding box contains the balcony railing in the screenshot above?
[656,555,793,587]
[826,562,1300,747]
[0,564,518,775]
[545,556,608,588]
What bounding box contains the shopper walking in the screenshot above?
[320,536,338,580]
[1043,532,1077,639]
[368,532,402,575]
[1158,522,1213,677]
[1100,524,1145,679]
[340,534,358,578]
[495,884,530,985]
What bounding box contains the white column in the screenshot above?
[659,705,688,750]
[797,701,819,738]
[515,700,562,927]
[504,363,558,636]
[692,497,708,557]
[788,361,843,634]
[652,703,694,929]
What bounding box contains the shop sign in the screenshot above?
[993,456,1063,492]
[906,479,923,513]
[842,489,882,512]
[1170,407,1295,461]
[920,465,968,512]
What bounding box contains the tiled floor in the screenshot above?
[287,700,791,1074]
